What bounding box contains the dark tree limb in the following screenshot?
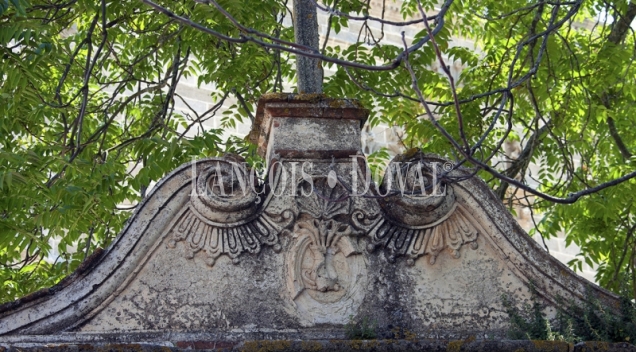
[603,1,636,159]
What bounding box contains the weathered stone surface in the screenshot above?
[266,116,361,160]
[247,93,368,160]
[0,94,623,349]
[2,339,636,351]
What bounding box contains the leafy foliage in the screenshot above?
[504,284,636,343]
[0,0,280,303]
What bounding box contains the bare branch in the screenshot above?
[140,0,453,71]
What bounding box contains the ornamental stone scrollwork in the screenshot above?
[364,151,480,265]
[364,204,479,265]
[0,95,618,341]
[287,218,364,301]
[165,151,479,271]
[165,155,294,266]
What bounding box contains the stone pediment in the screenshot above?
[0,94,620,349]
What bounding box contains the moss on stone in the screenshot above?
[447,340,464,352]
[241,340,292,352]
[393,147,422,162]
[97,344,144,352]
[347,340,363,350]
[530,340,571,352]
[259,92,293,101]
[299,341,323,351]
[577,341,612,351]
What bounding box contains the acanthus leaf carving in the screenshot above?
[288,175,367,303]
[293,219,350,294]
[166,206,293,266]
[296,176,350,220]
[362,204,479,265]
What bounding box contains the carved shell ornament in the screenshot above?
[165,152,479,268]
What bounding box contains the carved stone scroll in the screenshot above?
[166,156,294,266]
[364,204,479,265]
[286,176,368,324]
[0,95,622,343]
[287,218,363,300]
[364,151,480,265]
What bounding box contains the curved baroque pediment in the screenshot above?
[0,95,620,347]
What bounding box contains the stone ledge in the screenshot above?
[2,340,635,352]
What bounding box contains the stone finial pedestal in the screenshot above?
[248,93,369,162]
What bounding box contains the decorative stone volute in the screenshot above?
[379,149,456,227]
